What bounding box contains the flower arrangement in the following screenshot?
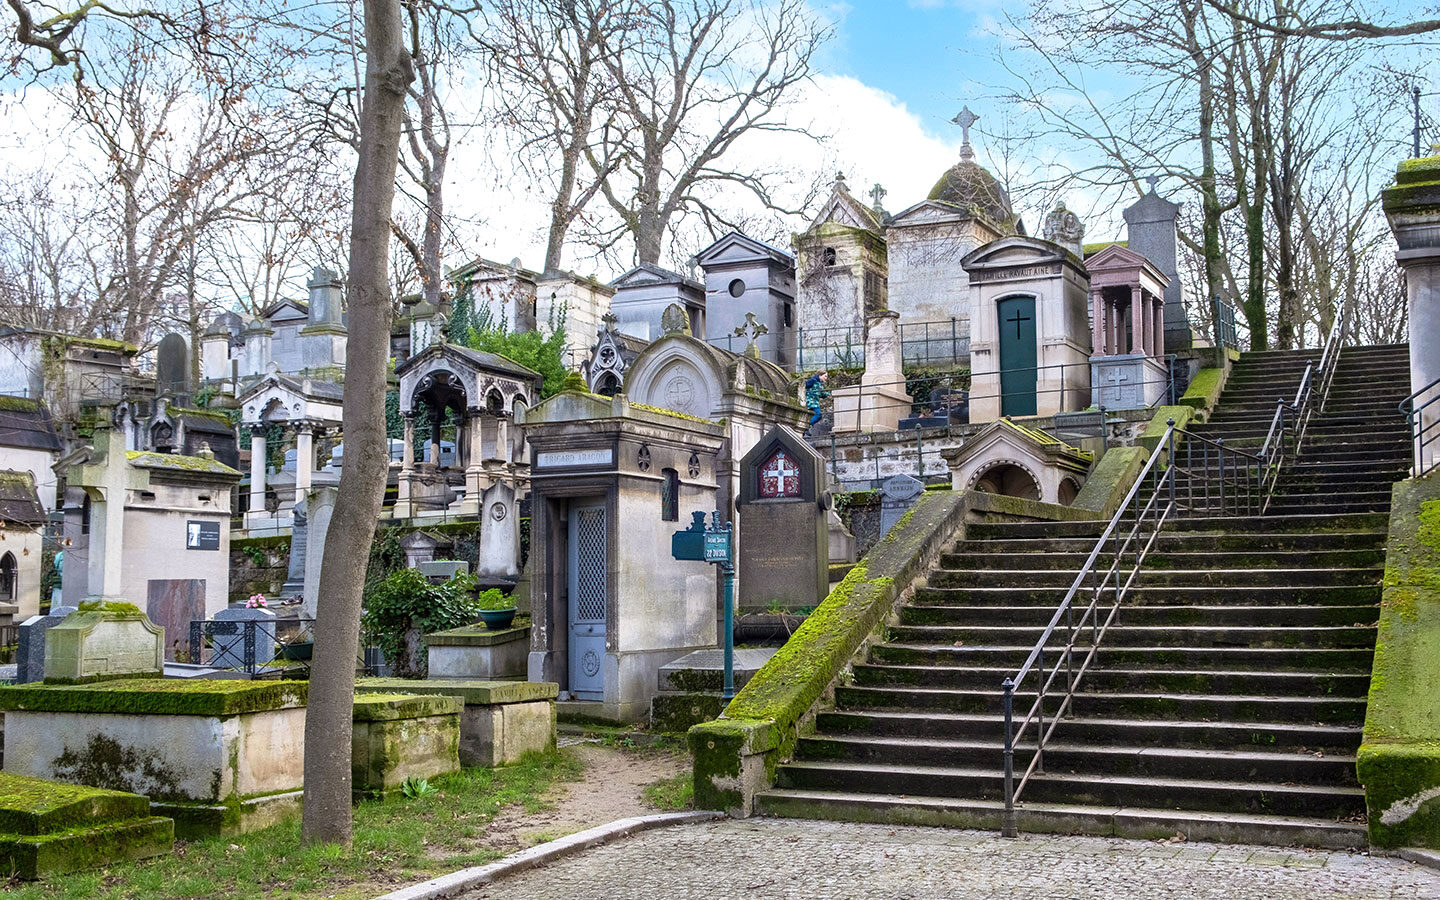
[246,593,269,609]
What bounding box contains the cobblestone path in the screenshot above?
[465,818,1440,900]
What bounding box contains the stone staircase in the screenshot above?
[755,344,1411,847]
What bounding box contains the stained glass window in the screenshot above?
[758,448,801,498]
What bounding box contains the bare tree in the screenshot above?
[1203,0,1440,40]
[586,0,830,265]
[300,0,413,848]
[474,0,630,273]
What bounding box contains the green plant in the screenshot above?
[361,570,480,677]
[477,588,515,611]
[400,776,438,799]
[241,546,267,566]
[463,302,573,399]
[642,772,694,811]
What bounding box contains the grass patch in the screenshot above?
[3,750,583,899]
[641,773,694,811]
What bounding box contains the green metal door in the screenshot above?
[998,296,1038,417]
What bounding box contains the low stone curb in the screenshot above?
[1399,848,1440,872]
[371,810,723,900]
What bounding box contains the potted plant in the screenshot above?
[476,588,518,630]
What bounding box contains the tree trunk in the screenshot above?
[300,0,412,848]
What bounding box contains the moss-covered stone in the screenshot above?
[690,491,968,813]
[652,693,727,734]
[0,774,149,836]
[1,815,173,880]
[1359,474,1440,848]
[0,678,308,717]
[1179,367,1225,414]
[355,678,557,705]
[1073,446,1147,519]
[352,692,462,721]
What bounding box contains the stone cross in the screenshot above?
[1146,175,1160,193]
[733,312,770,359]
[870,183,887,213]
[70,414,148,602]
[952,105,979,158]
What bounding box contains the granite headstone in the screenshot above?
[736,425,828,611]
[16,605,78,683]
[209,606,278,670]
[156,332,191,399]
[879,474,925,536]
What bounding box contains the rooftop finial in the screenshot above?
[870,183,887,213]
[834,171,847,188]
[952,105,979,161]
[1146,174,1160,193]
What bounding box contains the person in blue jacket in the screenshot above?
[804,371,829,430]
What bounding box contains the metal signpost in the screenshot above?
[671,509,737,700]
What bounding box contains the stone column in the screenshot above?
[1108,298,1122,356]
[1383,152,1440,473]
[495,416,511,463]
[1152,297,1165,360]
[82,421,130,600]
[1090,289,1106,355]
[429,411,442,465]
[294,425,314,504]
[1131,286,1146,355]
[249,426,267,515]
[401,414,415,472]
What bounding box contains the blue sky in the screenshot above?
[823,1,992,137]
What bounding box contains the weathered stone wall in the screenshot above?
[228,536,289,606]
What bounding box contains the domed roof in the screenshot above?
[927,147,1014,226]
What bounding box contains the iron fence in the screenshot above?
[1212,296,1240,350]
[188,617,331,676]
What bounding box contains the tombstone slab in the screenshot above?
[476,481,520,580]
[737,425,829,611]
[209,607,278,670]
[16,606,78,684]
[879,473,926,536]
[44,602,164,683]
[301,487,337,619]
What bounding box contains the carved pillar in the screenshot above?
[495,416,511,463]
[401,414,415,472]
[1152,296,1165,361]
[1091,289,1106,355]
[428,409,442,466]
[294,424,314,504]
[249,426,267,515]
[1131,285,1146,354]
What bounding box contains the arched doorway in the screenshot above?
[0,551,16,606]
[973,462,1041,502]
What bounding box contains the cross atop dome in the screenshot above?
[952,106,979,161]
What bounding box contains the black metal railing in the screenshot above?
[1212,296,1240,349]
[189,617,319,676]
[1256,301,1351,510]
[998,420,1263,836]
[1402,374,1440,478]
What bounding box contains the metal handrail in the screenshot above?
[1401,374,1440,478]
[997,419,1269,836]
[1256,302,1352,511]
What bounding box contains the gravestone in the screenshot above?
[282,495,308,601]
[146,579,205,662]
[16,605,78,683]
[737,425,828,611]
[831,311,913,433]
[155,333,191,399]
[44,601,164,682]
[401,531,439,568]
[880,474,925,535]
[210,606,278,669]
[301,486,337,619]
[827,508,856,564]
[476,481,519,583]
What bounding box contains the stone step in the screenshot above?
[937,548,1384,571]
[850,664,1373,697]
[868,644,1375,674]
[950,531,1385,554]
[898,603,1378,630]
[912,584,1381,607]
[813,710,1364,752]
[964,512,1387,540]
[927,566,1382,589]
[885,623,1377,649]
[832,684,1367,724]
[751,789,1369,849]
[791,735,1361,786]
[772,761,1365,819]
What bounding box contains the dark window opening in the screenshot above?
[783,304,793,327]
[823,247,836,266]
[661,468,679,522]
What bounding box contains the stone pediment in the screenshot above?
[239,374,345,427]
[694,231,794,268]
[1084,242,1168,286]
[887,200,971,227]
[808,189,883,234]
[260,299,308,324]
[961,236,1083,283]
[610,263,702,291]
